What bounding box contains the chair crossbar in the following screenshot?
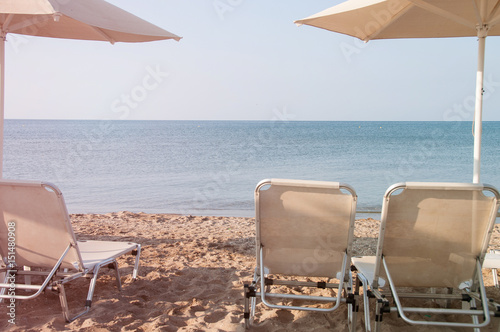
[0,283,53,291]
[258,291,347,303]
[388,306,486,316]
[259,246,347,312]
[378,291,466,301]
[382,257,491,328]
[0,244,72,301]
[265,279,340,289]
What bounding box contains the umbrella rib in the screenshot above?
[1,14,13,39]
[407,0,476,29]
[472,0,485,25]
[365,3,413,40]
[486,0,500,26]
[90,26,116,44]
[3,15,53,36]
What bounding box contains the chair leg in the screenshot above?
[85,265,104,310]
[493,268,499,288]
[57,283,90,323]
[132,245,141,280]
[374,299,385,332]
[349,277,359,332]
[57,283,70,322]
[110,260,122,291]
[58,251,139,323]
[356,274,373,332]
[349,272,357,331]
[243,283,251,328]
[243,282,257,328]
[0,271,7,303]
[348,292,358,332]
[465,296,481,332]
[58,267,98,322]
[23,266,31,291]
[445,287,453,308]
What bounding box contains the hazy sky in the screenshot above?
[5,0,500,121]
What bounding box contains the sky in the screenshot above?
[4,0,500,121]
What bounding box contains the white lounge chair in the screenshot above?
[0,180,141,322]
[351,182,500,331]
[243,179,357,330]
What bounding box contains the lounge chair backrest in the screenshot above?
[256,179,357,278]
[0,180,83,271]
[376,182,500,288]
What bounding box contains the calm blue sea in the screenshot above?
[3,120,500,219]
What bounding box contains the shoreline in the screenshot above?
[1,212,500,331]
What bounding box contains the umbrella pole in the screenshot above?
[0,34,4,178]
[473,32,486,184]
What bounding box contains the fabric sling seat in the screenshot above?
[351,182,500,331]
[0,180,141,322]
[243,179,357,330]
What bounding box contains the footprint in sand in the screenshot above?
[203,310,227,323]
[276,309,295,324]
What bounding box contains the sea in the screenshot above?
[3,120,500,220]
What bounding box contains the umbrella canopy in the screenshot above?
[295,0,500,183]
[0,0,181,43]
[0,0,181,176]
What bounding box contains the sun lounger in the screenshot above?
[243,179,357,330]
[0,180,141,322]
[351,182,500,331]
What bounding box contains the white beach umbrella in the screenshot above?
[295,0,500,183]
[0,0,181,176]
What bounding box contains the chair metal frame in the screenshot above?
[0,180,141,322]
[352,182,500,331]
[244,178,358,330]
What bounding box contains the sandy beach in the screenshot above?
[1,212,500,331]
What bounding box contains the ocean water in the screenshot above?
[3,120,500,219]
